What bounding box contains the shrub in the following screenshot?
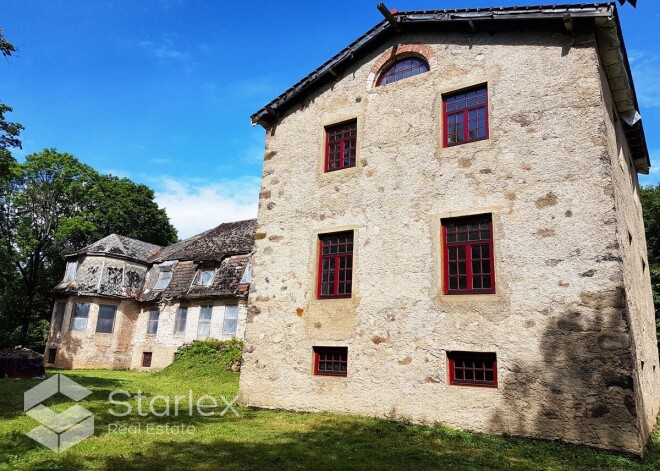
[159,338,244,377]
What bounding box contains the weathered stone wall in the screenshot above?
[46,295,138,369]
[598,59,660,444]
[46,296,248,371]
[240,27,657,454]
[130,299,248,370]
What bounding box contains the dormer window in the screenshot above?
[376,57,429,86]
[153,261,175,290]
[154,271,171,290]
[63,261,78,282]
[196,268,215,287]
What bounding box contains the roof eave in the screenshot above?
[250,3,615,127]
[594,12,650,173]
[250,3,649,174]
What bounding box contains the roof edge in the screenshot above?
[250,3,616,127]
[249,2,649,173]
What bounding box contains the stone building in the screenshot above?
[46,219,256,370]
[239,3,659,455]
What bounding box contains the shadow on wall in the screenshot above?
[489,288,643,453]
[54,335,84,369]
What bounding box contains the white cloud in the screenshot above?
[138,38,190,61]
[628,50,660,109]
[153,175,259,239]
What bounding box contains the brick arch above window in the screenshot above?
[369,43,435,87]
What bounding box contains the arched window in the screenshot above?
[376,57,429,86]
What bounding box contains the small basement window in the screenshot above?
[313,346,348,377]
[376,57,429,86]
[448,351,497,388]
[142,352,153,367]
[325,120,357,172]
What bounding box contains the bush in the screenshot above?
[159,338,244,378]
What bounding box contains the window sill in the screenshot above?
[317,296,352,301]
[439,293,501,302]
[449,383,498,389]
[320,165,359,178]
[445,137,489,148]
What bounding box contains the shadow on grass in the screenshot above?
[7,415,656,471]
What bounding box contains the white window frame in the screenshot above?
[197,305,213,337]
[63,261,78,282]
[146,309,160,335]
[153,270,172,290]
[222,305,239,336]
[70,303,90,332]
[96,304,117,334]
[196,269,215,287]
[174,307,187,335]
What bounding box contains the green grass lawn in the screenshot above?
[1,356,659,471]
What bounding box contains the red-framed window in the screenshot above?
[443,86,488,146]
[325,120,357,172]
[142,352,153,367]
[376,57,429,86]
[313,346,348,377]
[442,214,495,294]
[448,351,497,388]
[318,231,353,299]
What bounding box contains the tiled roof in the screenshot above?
[54,219,256,302]
[74,234,163,262]
[140,255,250,302]
[152,219,256,262]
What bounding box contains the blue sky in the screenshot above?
[2,1,659,237]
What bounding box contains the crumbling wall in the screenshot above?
[239,27,653,453]
[46,296,138,369]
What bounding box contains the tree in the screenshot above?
[0,28,16,58]
[80,174,178,247]
[640,184,660,349]
[0,149,177,346]
[0,30,23,183]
